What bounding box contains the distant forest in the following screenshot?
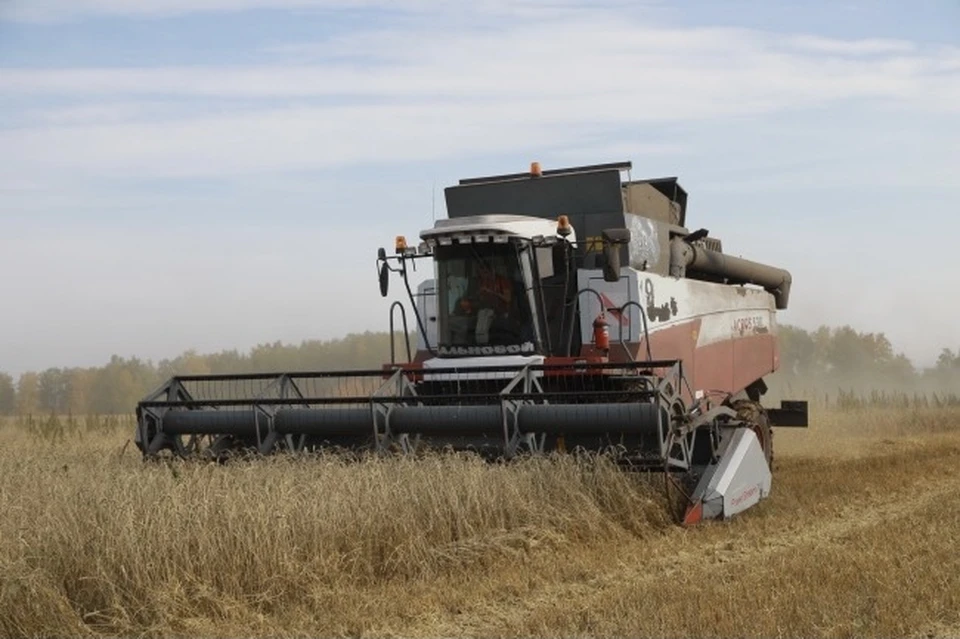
[0,325,958,415]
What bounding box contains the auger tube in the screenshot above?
[153,401,667,441]
[670,237,792,309]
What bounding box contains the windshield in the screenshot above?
[436,241,538,356]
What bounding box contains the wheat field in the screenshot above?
[1,406,959,638]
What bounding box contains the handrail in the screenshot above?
[388,301,412,365]
[148,359,683,385]
[615,300,653,362]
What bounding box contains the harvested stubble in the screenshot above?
[1,406,959,638]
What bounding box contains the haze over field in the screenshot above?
[1,0,958,375]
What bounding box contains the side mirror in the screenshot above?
[601,228,630,283]
[377,247,390,297]
[378,261,390,297]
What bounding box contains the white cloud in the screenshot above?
[784,35,917,55]
[2,0,385,22]
[2,18,958,184]
[15,101,190,126]
[3,26,955,104]
[1,0,636,23]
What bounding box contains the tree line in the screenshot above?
[0,325,956,416]
[768,325,958,403]
[0,332,407,416]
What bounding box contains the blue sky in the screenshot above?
[1,0,958,375]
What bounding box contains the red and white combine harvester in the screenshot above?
[136,161,808,524]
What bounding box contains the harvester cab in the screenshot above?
[136,160,809,525]
[383,214,578,364]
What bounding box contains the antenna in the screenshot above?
[432,180,436,222]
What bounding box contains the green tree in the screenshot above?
[65,368,95,414]
[0,373,15,415]
[88,355,160,414]
[777,325,817,377]
[37,368,69,413]
[937,348,958,370]
[17,372,39,414]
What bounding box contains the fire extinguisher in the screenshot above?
[593,313,610,353]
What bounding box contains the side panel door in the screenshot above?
[415,279,437,353]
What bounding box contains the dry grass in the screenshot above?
[1,406,959,638]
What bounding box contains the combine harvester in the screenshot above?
[135,161,808,524]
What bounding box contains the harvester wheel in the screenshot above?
[145,433,209,459]
[731,399,773,466]
[143,432,247,462]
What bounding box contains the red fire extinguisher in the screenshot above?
[593,313,610,353]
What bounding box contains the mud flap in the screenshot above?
[682,427,772,525]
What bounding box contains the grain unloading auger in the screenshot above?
[135,160,808,524]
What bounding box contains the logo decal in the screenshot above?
[438,342,536,357]
[733,316,767,336]
[643,279,678,323]
[730,484,760,508]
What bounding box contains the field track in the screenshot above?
[1,409,959,638]
[405,433,960,638]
